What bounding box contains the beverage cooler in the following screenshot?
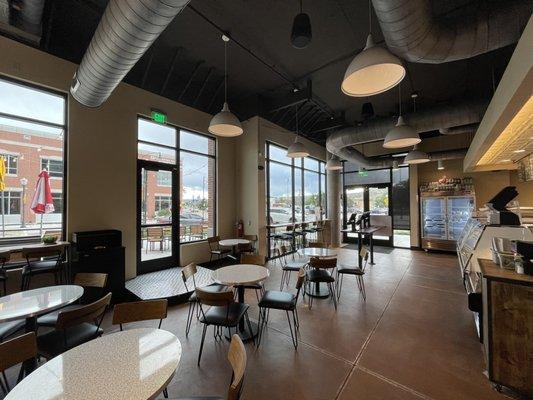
[421,193,475,251]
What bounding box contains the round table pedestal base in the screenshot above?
[225,320,259,342]
[305,285,330,298]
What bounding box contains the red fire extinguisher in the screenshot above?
[236,220,244,238]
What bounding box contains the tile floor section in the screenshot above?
[2,247,515,399]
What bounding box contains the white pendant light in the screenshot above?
[287,105,309,158]
[383,84,420,148]
[437,160,444,170]
[404,144,430,164]
[341,1,405,97]
[209,35,243,137]
[326,154,343,170]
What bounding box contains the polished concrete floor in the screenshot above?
[105,247,507,400]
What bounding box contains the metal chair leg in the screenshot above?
[163,388,168,398]
[197,324,208,366]
[244,311,255,346]
[286,310,297,349]
[185,301,195,336]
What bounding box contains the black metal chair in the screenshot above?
[0,251,10,296]
[239,254,266,302]
[279,245,307,290]
[257,268,306,349]
[306,257,338,310]
[21,244,66,290]
[0,332,37,395]
[336,247,369,301]
[182,263,227,336]
[36,293,111,360]
[195,288,254,366]
[207,236,231,262]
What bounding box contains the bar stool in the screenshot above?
[21,244,67,290]
[0,251,10,296]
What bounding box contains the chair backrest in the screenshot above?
[146,227,163,238]
[240,254,265,266]
[0,250,10,265]
[237,242,252,252]
[112,299,168,330]
[73,272,108,288]
[227,334,247,400]
[195,287,234,307]
[181,263,198,288]
[0,332,37,373]
[56,292,112,330]
[22,243,65,260]
[309,257,337,270]
[308,242,327,249]
[207,236,220,250]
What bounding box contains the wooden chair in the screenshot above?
[336,247,369,301]
[169,334,247,400]
[37,293,112,360]
[112,299,168,331]
[0,251,10,296]
[307,257,338,310]
[146,227,164,253]
[240,254,266,301]
[195,288,253,366]
[21,244,66,290]
[207,236,231,262]
[190,225,204,240]
[182,263,227,336]
[37,272,109,327]
[258,268,306,349]
[0,332,37,394]
[279,244,307,290]
[239,235,258,255]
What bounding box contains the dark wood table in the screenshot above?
[341,226,382,267]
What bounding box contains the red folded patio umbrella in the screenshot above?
[30,170,55,235]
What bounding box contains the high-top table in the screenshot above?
[298,247,337,298]
[0,285,84,373]
[5,328,182,400]
[219,238,250,260]
[341,226,382,266]
[213,264,269,341]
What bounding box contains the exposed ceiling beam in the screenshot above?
[179,61,204,101]
[262,81,312,113]
[140,48,155,88]
[207,79,225,113]
[160,47,183,95]
[309,113,347,134]
[193,68,214,107]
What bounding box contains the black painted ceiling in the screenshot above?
[3,0,516,146]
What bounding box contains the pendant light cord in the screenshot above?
[300,0,303,13]
[398,82,402,116]
[368,0,372,34]
[224,39,228,103]
[295,104,299,137]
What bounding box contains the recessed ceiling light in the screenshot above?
[513,149,526,153]
[500,159,511,162]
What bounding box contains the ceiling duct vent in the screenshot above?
[70,0,191,108]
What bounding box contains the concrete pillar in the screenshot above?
[327,169,341,247]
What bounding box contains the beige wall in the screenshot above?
[0,36,236,279]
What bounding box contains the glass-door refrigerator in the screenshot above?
[447,196,475,241]
[421,197,447,240]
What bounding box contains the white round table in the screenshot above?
[298,247,337,258]
[5,328,182,400]
[219,238,250,260]
[0,285,84,373]
[213,264,269,341]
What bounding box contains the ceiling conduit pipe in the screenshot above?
[70,0,191,108]
[371,0,532,63]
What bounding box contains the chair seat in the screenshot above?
[307,269,335,283]
[0,320,25,340]
[37,323,103,359]
[22,260,61,275]
[211,249,231,255]
[283,261,306,271]
[37,304,81,327]
[200,303,248,327]
[242,283,262,290]
[258,290,296,310]
[189,283,228,302]
[337,267,364,275]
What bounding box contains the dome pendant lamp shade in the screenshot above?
[209,35,243,137]
[326,155,343,170]
[208,102,243,137]
[287,137,309,158]
[404,145,430,165]
[383,116,420,149]
[291,0,311,49]
[341,34,405,97]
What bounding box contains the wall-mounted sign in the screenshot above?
[151,109,167,124]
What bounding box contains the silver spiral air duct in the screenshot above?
[70,0,191,108]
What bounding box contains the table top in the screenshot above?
[340,226,382,234]
[5,328,181,400]
[0,240,70,253]
[219,238,250,246]
[298,248,337,257]
[213,264,270,286]
[478,258,533,286]
[0,285,83,323]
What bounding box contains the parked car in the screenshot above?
[180,213,205,226]
[269,208,291,223]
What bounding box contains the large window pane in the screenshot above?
[304,157,319,171]
[180,151,215,242]
[320,173,326,212]
[294,168,302,222]
[138,142,176,164]
[392,167,410,248]
[138,119,176,147]
[304,171,319,221]
[0,78,65,125]
[268,144,292,165]
[268,162,292,224]
[180,130,215,156]
[344,169,390,185]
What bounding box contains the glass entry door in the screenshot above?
[343,184,392,246]
[137,160,178,274]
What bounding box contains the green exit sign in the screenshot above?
[151,110,167,124]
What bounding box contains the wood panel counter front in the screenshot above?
[478,258,533,397]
